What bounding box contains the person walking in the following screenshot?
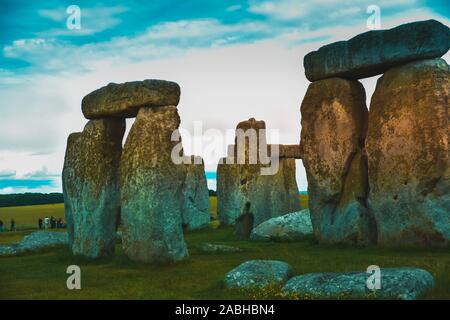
[10,219,16,232]
[38,218,43,230]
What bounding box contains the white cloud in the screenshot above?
[0,170,16,178]
[1,8,448,194]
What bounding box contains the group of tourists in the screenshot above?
[38,216,65,230]
[0,216,66,232]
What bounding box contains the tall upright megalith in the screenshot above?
[63,119,125,258]
[182,156,211,230]
[217,118,300,227]
[366,58,450,246]
[120,106,189,263]
[300,78,376,245]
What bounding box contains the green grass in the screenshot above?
[0,203,64,231]
[3,197,446,300]
[0,227,449,300]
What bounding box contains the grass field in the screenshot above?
[1,227,449,299]
[0,198,450,299]
[2,195,447,300]
[0,196,309,231]
[0,203,64,231]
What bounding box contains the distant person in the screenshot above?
[10,219,16,232]
[44,216,49,230]
[0,219,3,232]
[57,218,63,229]
[50,216,56,229]
[38,218,43,230]
[234,202,254,240]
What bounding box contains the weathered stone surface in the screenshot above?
[225,260,292,289]
[63,119,124,258]
[304,20,450,81]
[250,209,313,242]
[182,156,211,230]
[0,232,68,256]
[300,78,376,245]
[284,268,434,300]
[217,119,300,226]
[234,209,254,239]
[198,243,243,254]
[82,79,181,119]
[278,144,301,159]
[120,106,188,264]
[366,58,450,247]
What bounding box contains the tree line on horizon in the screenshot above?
[0,193,64,208]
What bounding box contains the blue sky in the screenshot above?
[0,0,449,193]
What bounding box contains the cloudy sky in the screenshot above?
[0,0,449,194]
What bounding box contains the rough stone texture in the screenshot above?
[304,19,450,81]
[198,243,243,254]
[250,209,313,242]
[182,156,211,230]
[278,144,301,159]
[283,268,435,300]
[234,211,254,239]
[225,260,292,289]
[366,58,450,247]
[0,232,68,256]
[63,119,124,258]
[300,78,376,245]
[217,119,300,226]
[120,106,188,264]
[82,79,181,119]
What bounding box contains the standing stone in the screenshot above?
[63,119,125,258]
[82,79,181,119]
[304,19,450,81]
[366,58,450,247]
[300,78,376,245]
[182,156,211,230]
[120,106,189,264]
[217,119,300,226]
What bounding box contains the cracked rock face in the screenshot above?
[120,106,188,264]
[217,119,300,227]
[366,58,450,247]
[182,156,211,230]
[63,119,125,258]
[82,79,181,119]
[300,78,376,245]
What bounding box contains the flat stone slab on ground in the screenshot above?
[250,209,313,242]
[0,232,68,256]
[225,260,292,289]
[283,268,435,300]
[304,19,450,81]
[82,79,180,119]
[198,243,243,254]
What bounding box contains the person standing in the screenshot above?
[10,219,16,232]
[44,216,49,230]
[234,202,254,240]
[0,219,4,232]
[38,218,43,230]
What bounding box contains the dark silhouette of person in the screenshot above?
[38,218,43,230]
[10,219,16,232]
[234,202,254,239]
[0,219,4,232]
[50,216,56,229]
